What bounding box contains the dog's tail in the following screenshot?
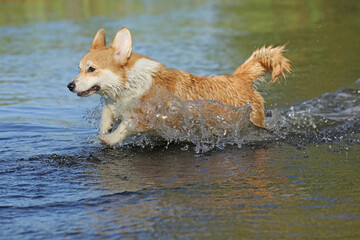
[233,45,291,84]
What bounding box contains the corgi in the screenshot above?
[67,27,291,147]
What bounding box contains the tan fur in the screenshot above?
[143,45,290,127]
[68,28,291,146]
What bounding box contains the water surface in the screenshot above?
[1,0,360,239]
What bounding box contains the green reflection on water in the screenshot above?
[1,0,359,107]
[0,0,202,25]
[216,0,360,106]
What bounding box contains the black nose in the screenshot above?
[67,82,75,91]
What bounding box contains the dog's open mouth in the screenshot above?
[77,85,100,97]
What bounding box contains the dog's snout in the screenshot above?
[67,82,76,91]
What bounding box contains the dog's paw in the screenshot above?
[99,129,110,136]
[99,134,118,147]
[99,126,113,135]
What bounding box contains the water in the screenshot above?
[1,0,360,239]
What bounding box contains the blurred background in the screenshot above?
[1,0,359,104]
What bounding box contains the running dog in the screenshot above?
[67,28,291,146]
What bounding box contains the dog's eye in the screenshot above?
[88,67,96,73]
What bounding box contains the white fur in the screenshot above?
[99,58,160,146]
[99,119,135,146]
[111,58,160,118]
[99,103,114,135]
[85,61,92,69]
[99,58,159,102]
[73,74,98,93]
[99,70,124,100]
[124,58,159,99]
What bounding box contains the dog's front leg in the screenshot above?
[99,119,135,147]
[99,104,114,135]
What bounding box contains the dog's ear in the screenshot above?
[91,28,106,50]
[110,27,132,65]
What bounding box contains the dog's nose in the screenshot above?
[67,82,75,91]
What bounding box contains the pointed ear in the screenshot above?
[91,28,106,50]
[110,27,132,65]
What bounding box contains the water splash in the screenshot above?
[132,91,257,153]
[84,88,360,152]
[84,99,104,129]
[267,88,360,147]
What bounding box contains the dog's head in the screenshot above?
[67,28,135,99]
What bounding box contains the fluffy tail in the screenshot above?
[233,45,291,84]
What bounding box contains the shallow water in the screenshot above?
[1,0,360,239]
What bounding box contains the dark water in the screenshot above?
[1,0,360,239]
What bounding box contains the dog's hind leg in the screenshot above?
[249,99,266,128]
